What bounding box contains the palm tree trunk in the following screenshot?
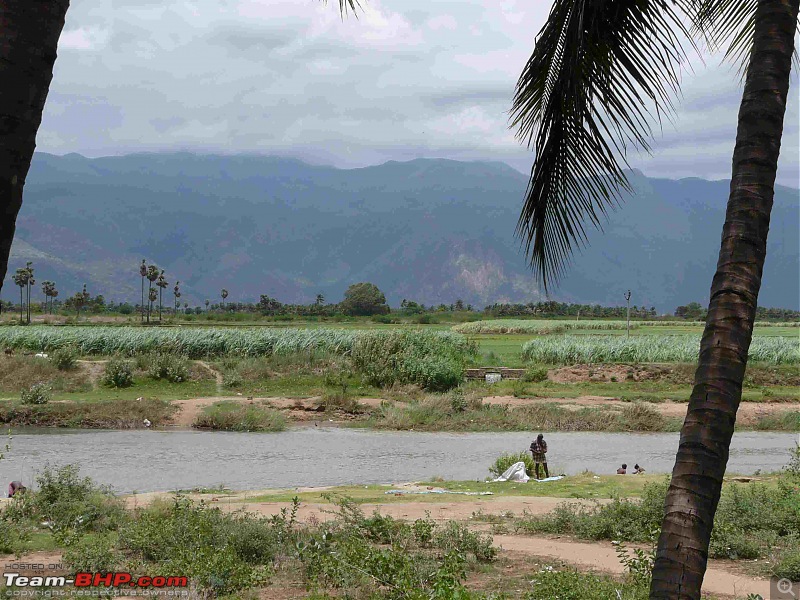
[141,276,144,322]
[0,1,70,296]
[158,288,162,321]
[18,287,22,324]
[650,1,798,598]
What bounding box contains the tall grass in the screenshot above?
[453,320,636,334]
[521,335,799,365]
[0,326,473,360]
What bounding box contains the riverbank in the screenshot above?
[2,470,793,599]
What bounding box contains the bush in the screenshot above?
[774,547,800,580]
[63,533,121,572]
[193,402,286,432]
[21,382,52,405]
[120,497,269,596]
[101,359,134,388]
[0,519,29,554]
[523,366,549,382]
[50,346,78,371]
[146,353,189,383]
[527,568,648,600]
[350,331,475,391]
[488,452,534,478]
[9,465,125,544]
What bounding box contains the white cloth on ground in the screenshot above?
[492,461,530,483]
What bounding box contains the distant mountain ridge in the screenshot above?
[5,152,798,311]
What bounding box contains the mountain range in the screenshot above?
[5,152,798,312]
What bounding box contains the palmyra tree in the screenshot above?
[220,289,228,310]
[510,1,798,597]
[73,283,89,319]
[41,280,55,314]
[138,259,147,322]
[156,270,168,321]
[12,268,27,324]
[145,265,159,323]
[173,281,181,315]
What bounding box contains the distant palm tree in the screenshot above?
[23,262,33,324]
[156,270,168,321]
[183,302,188,313]
[75,284,89,320]
[139,260,147,322]
[148,287,158,322]
[205,299,209,312]
[51,288,58,314]
[509,0,799,596]
[145,265,159,323]
[12,269,26,324]
[173,281,181,315]
[41,280,54,314]
[315,293,325,306]
[220,289,228,310]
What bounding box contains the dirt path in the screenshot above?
[493,534,771,598]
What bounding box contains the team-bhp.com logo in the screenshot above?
[4,573,188,589]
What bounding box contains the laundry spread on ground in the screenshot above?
[384,488,494,496]
[491,462,566,483]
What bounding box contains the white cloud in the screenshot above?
[39,0,799,187]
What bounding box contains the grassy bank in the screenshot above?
[363,397,682,432]
[0,398,174,428]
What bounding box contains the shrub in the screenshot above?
[120,497,269,596]
[146,353,189,383]
[50,346,78,371]
[0,519,29,554]
[101,359,133,388]
[523,366,549,382]
[432,521,496,562]
[9,465,126,544]
[527,568,649,600]
[21,382,52,405]
[774,547,800,581]
[488,452,534,478]
[62,533,121,572]
[193,402,286,432]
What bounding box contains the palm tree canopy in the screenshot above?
[510,0,701,288]
[511,0,799,289]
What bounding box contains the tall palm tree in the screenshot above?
[220,289,228,310]
[12,269,26,324]
[510,1,798,598]
[0,0,359,300]
[148,287,157,322]
[139,259,147,322]
[156,270,167,321]
[315,293,325,306]
[24,262,33,324]
[204,299,209,312]
[41,280,54,314]
[145,265,159,324]
[74,283,88,320]
[50,287,58,314]
[173,281,181,315]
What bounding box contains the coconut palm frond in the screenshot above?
[696,0,799,77]
[510,0,695,288]
[322,0,362,18]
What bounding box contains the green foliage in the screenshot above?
[527,568,649,599]
[20,382,52,405]
[62,533,121,572]
[340,282,389,316]
[120,497,270,596]
[522,335,799,365]
[774,546,800,581]
[145,352,189,383]
[101,358,134,388]
[350,330,477,391]
[49,346,78,371]
[454,319,637,334]
[0,518,29,554]
[488,452,535,478]
[7,465,125,545]
[194,402,286,432]
[523,365,549,382]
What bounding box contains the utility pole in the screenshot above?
[624,290,632,338]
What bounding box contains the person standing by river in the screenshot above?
[529,433,549,480]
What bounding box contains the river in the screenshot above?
[1,428,796,493]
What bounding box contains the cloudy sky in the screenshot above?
[39,0,799,187]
